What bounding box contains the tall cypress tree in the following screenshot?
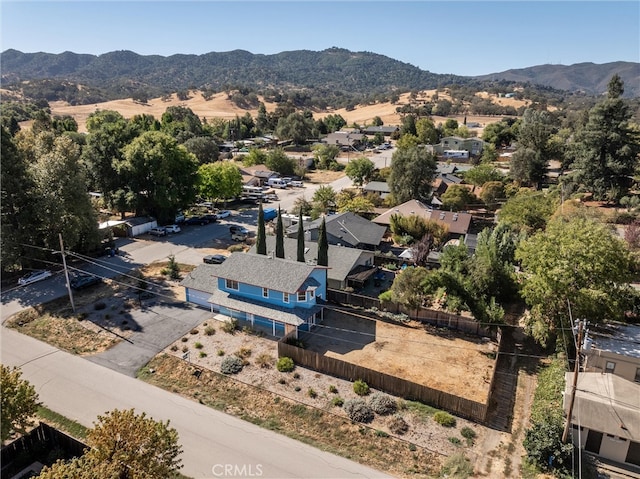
[317,217,328,267]
[297,210,305,262]
[256,202,266,255]
[275,207,285,259]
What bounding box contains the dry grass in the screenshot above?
[139,353,445,479]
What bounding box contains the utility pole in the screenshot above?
[562,319,585,444]
[59,233,76,313]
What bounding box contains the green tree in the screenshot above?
[324,114,347,133]
[275,112,315,145]
[337,196,375,214]
[510,109,556,187]
[482,120,515,148]
[312,185,337,214]
[38,408,183,479]
[516,216,633,346]
[441,185,478,211]
[312,143,340,170]
[242,147,268,167]
[480,181,505,210]
[183,136,219,164]
[1,365,40,441]
[415,117,438,145]
[161,105,203,143]
[371,116,383,127]
[388,266,429,313]
[297,210,305,262]
[389,146,438,203]
[345,157,375,186]
[256,102,269,133]
[498,188,558,233]
[197,161,243,204]
[317,217,328,267]
[478,143,498,164]
[276,207,285,259]
[567,75,640,202]
[256,202,266,255]
[30,133,101,253]
[463,163,504,187]
[265,148,296,176]
[118,131,198,223]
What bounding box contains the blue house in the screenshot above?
[181,252,327,337]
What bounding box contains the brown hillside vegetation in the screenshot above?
[43,89,531,133]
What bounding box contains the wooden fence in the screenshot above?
[327,288,497,339]
[279,339,498,423]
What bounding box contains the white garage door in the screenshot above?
[186,288,212,309]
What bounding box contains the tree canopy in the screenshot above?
[388,146,437,204]
[1,365,40,441]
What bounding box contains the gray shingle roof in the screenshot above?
[180,264,221,293]
[248,236,366,282]
[307,212,386,247]
[213,252,323,293]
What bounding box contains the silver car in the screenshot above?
[18,269,53,286]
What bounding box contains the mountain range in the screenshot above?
[2,48,639,101]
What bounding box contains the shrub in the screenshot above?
[199,351,207,358]
[328,385,338,394]
[294,386,301,392]
[204,326,216,336]
[221,318,238,334]
[344,399,374,423]
[448,437,462,445]
[190,328,199,335]
[307,388,317,398]
[181,337,188,342]
[434,411,456,427]
[292,372,300,379]
[387,415,409,435]
[182,346,188,353]
[440,453,473,479]
[235,347,252,359]
[353,379,370,396]
[461,427,477,445]
[228,244,244,252]
[368,392,397,415]
[217,349,225,356]
[170,345,178,352]
[331,396,344,407]
[375,430,389,438]
[194,342,203,349]
[220,356,244,374]
[278,378,286,385]
[255,353,273,368]
[276,357,295,372]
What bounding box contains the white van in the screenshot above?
[267,178,288,189]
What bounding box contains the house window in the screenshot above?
[635,368,640,383]
[263,287,268,298]
[283,292,289,303]
[309,289,315,298]
[605,361,616,374]
[225,279,239,290]
[298,291,306,301]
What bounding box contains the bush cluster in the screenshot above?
[353,379,370,396]
[220,356,244,375]
[343,399,374,423]
[434,411,456,427]
[368,392,397,415]
[221,318,238,334]
[387,415,409,435]
[276,357,295,372]
[204,326,216,336]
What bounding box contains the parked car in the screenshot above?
[203,254,227,264]
[229,225,249,235]
[18,269,53,286]
[149,227,167,236]
[290,180,304,187]
[70,273,102,290]
[164,224,181,233]
[231,231,248,242]
[202,214,218,223]
[175,212,185,224]
[215,210,232,219]
[184,216,209,226]
[196,201,214,210]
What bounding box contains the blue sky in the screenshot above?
[1,1,638,76]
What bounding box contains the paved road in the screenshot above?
[1,328,392,479]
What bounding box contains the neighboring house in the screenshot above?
[102,217,157,237]
[182,253,327,338]
[372,199,473,238]
[323,131,365,150]
[239,164,279,187]
[583,323,640,383]
[248,236,375,290]
[287,212,386,251]
[565,372,640,467]
[432,137,487,157]
[362,181,390,199]
[360,125,400,137]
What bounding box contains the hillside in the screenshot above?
[3,48,638,106]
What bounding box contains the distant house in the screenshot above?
[114,217,157,237]
[287,212,386,250]
[323,131,364,150]
[432,137,487,157]
[239,164,279,187]
[248,236,375,290]
[360,125,400,137]
[181,253,327,338]
[362,181,390,199]
[372,199,473,237]
[583,322,640,383]
[565,372,640,467]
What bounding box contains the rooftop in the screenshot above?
[588,322,640,359]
